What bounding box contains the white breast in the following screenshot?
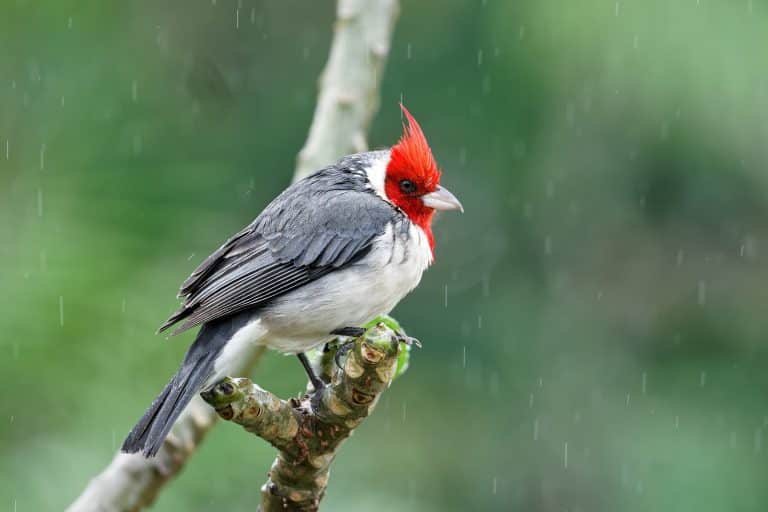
[257,220,433,353]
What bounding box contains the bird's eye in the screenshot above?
[399,179,417,194]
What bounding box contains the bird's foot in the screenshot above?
[395,331,421,348]
[333,340,356,369]
[329,326,368,368]
[330,326,367,338]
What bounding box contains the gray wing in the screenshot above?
[158,167,397,335]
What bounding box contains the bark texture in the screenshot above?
[201,323,404,512]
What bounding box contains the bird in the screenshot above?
[121,105,463,457]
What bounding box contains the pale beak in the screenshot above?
[421,185,464,213]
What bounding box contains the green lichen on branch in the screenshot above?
[201,321,409,512]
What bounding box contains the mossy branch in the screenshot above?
[201,323,405,512]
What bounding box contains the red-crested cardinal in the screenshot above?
[123,105,463,456]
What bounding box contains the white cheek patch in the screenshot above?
[365,151,391,201]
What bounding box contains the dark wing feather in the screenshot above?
[158,162,397,335]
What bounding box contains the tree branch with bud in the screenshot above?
[201,320,412,512]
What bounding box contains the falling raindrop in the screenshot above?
[5,139,8,160]
[131,80,138,103]
[699,371,707,387]
[40,143,46,169]
[477,315,482,329]
[37,188,44,217]
[697,280,707,305]
[59,295,65,326]
[406,43,412,59]
[563,442,568,469]
[235,8,240,29]
[626,393,631,407]
[615,2,620,16]
[674,415,680,430]
[477,49,483,67]
[529,392,534,408]
[633,34,639,49]
[492,477,497,495]
[67,16,73,29]
[443,284,448,308]
[676,249,684,266]
[121,298,127,314]
[250,7,256,24]
[401,401,407,424]
[462,346,467,368]
[641,371,647,395]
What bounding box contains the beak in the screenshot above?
[421,185,464,213]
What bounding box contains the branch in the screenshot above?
[69,0,399,509]
[293,0,400,182]
[67,348,267,512]
[201,323,404,512]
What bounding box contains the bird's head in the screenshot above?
[384,105,463,249]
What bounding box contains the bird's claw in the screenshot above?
[334,340,356,369]
[395,331,421,348]
[328,325,420,369]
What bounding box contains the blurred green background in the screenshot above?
[2,1,768,510]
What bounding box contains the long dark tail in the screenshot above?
[121,314,248,457]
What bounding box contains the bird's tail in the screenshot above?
[121,316,244,457]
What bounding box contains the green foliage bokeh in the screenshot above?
[2,1,768,510]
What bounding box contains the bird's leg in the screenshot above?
[297,352,326,391]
